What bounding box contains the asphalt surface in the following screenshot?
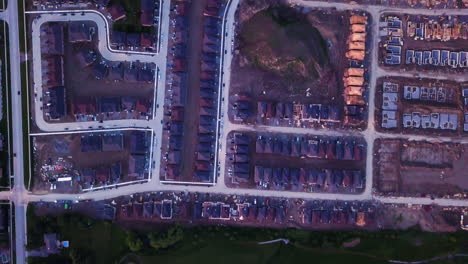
[0,0,28,262]
[0,0,466,263]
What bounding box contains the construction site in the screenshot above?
[374,139,468,198]
[229,0,372,129]
[375,76,468,135]
[31,130,152,193]
[380,14,468,71]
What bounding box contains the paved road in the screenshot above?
[0,1,467,263]
[214,0,240,188]
[1,0,28,262]
[27,0,174,187]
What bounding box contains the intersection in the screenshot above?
[0,0,467,263]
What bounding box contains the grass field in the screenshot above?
[139,239,385,264]
[0,20,11,187]
[26,206,468,264]
[18,0,31,190]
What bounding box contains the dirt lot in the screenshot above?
[377,204,461,232]
[225,131,367,194]
[374,76,467,136]
[32,130,151,193]
[374,139,468,198]
[229,2,349,122]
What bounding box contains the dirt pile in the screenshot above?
[238,7,329,84]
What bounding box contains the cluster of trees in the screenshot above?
[26,208,59,250]
[27,208,96,251]
[27,248,92,264]
[109,0,154,34]
[125,225,184,252]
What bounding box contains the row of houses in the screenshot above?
[344,14,369,125]
[111,31,156,51]
[42,55,64,90]
[44,88,153,122]
[41,54,66,120]
[407,19,468,41]
[381,82,399,129]
[255,136,364,161]
[301,206,371,227]
[80,131,150,181]
[78,162,122,189]
[380,16,404,65]
[71,96,152,122]
[190,0,225,183]
[343,68,367,108]
[405,49,468,68]
[120,200,173,220]
[40,21,94,120]
[164,0,225,182]
[107,0,159,51]
[107,0,160,26]
[235,203,288,224]
[381,81,461,131]
[40,21,154,121]
[141,0,161,26]
[402,111,458,130]
[254,166,365,192]
[226,133,251,183]
[198,202,232,220]
[257,102,341,124]
[44,86,66,120]
[232,100,252,121]
[163,130,216,182]
[41,22,95,56]
[89,59,155,83]
[80,131,149,154]
[115,193,378,227]
[462,88,468,132]
[346,15,368,61]
[403,85,455,103]
[161,0,191,182]
[33,0,111,10]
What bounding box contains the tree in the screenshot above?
[68,248,92,264]
[148,225,184,250]
[126,232,144,252]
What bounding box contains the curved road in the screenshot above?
[0,0,467,263]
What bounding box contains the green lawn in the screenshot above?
[26,207,468,264]
[58,217,128,264]
[18,0,31,189]
[20,61,31,190]
[351,232,462,261]
[0,20,11,187]
[140,240,387,264]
